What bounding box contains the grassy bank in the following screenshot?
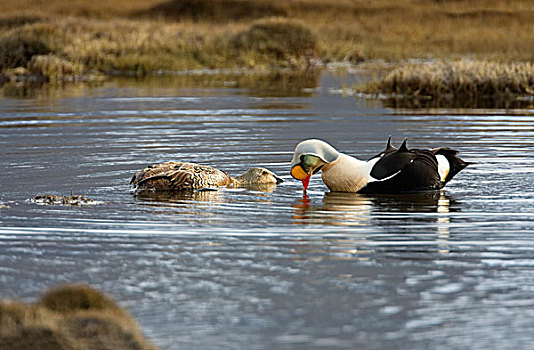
[358,59,534,106]
[0,284,157,350]
[0,13,320,81]
[1,0,534,95]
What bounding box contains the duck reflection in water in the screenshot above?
[292,191,455,227]
[132,184,281,226]
[134,188,224,204]
[134,184,276,216]
[134,182,279,205]
[292,191,455,252]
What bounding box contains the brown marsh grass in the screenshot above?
[1,0,534,88]
[2,0,534,60]
[232,17,318,68]
[359,59,534,104]
[137,0,288,22]
[0,284,157,350]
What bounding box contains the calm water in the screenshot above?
[1,72,534,350]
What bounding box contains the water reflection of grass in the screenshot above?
[2,69,320,99]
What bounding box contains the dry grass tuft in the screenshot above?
[39,284,124,314]
[232,18,318,67]
[29,55,84,82]
[1,284,158,350]
[0,16,42,28]
[138,0,287,22]
[0,30,50,70]
[368,59,534,99]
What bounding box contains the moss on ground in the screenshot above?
[0,284,158,350]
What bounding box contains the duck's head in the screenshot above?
[290,139,340,192]
[234,167,284,184]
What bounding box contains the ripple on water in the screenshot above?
[1,75,534,350]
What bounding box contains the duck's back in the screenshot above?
[360,139,469,194]
[362,148,442,193]
[131,162,232,191]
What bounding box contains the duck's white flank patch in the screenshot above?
[368,170,402,182]
[436,154,450,182]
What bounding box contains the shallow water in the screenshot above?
[1,72,534,350]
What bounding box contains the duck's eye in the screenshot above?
[262,171,269,175]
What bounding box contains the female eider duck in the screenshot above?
[131,161,283,192]
[290,138,470,194]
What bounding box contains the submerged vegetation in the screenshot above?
[0,284,157,350]
[31,193,100,205]
[1,0,534,100]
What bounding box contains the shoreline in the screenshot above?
[3,59,534,109]
[2,0,534,105]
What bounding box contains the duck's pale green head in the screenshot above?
[290,139,340,192]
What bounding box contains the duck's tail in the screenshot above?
[432,147,473,184]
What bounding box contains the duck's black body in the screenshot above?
[360,138,470,194]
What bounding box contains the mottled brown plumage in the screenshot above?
[131,161,282,192]
[131,162,232,192]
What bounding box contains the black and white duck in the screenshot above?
[131,161,283,192]
[290,138,470,194]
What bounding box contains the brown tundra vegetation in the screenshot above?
[1,0,534,99]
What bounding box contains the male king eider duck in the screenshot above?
[290,138,470,194]
[131,161,283,192]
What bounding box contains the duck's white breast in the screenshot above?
[321,153,370,193]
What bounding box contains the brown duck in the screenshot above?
[131,161,283,192]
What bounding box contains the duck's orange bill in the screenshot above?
[291,165,308,180]
[291,165,312,192]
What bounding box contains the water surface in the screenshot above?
[1,72,533,350]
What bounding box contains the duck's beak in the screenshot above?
[274,174,284,184]
[290,154,325,193]
[291,164,312,192]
